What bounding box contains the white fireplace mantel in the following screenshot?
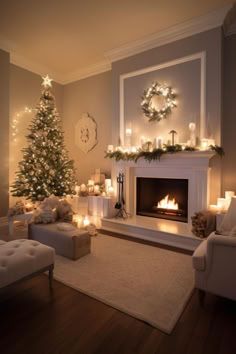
[111,151,216,224]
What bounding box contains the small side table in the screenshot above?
[8,212,34,238]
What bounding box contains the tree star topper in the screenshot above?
[42,75,53,88]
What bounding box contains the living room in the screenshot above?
[0,1,236,353]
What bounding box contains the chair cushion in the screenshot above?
[192,239,207,271]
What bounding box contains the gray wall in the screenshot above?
[112,28,222,202]
[123,59,201,145]
[63,71,112,184]
[0,49,10,216]
[222,34,236,192]
[9,64,63,205]
[112,28,222,146]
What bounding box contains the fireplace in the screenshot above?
[136,177,188,223]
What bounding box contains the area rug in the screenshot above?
[53,234,194,333]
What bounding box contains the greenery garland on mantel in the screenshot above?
[105,144,224,163]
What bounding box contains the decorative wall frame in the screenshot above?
[119,52,206,144]
[75,113,98,153]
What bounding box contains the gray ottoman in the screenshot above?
[28,223,91,260]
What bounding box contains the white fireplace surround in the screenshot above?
[111,151,216,224]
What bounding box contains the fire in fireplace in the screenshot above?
[136,177,188,223]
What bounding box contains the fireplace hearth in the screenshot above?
[136,177,188,223]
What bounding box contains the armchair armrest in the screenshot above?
[192,239,207,271]
[206,232,236,274]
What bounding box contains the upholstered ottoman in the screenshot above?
[28,223,91,260]
[0,239,55,289]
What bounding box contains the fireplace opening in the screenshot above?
[136,177,188,223]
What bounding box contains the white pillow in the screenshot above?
[218,197,236,235]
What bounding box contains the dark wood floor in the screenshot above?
[1,232,236,354]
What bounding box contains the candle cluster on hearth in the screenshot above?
[209,191,235,212]
[74,169,114,198]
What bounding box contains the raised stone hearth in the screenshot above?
[101,151,219,250]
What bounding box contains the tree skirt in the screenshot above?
[53,234,194,334]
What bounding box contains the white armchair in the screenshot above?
[192,232,236,302]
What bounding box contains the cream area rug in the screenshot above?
[54,234,194,334]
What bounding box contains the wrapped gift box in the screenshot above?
[88,196,115,218]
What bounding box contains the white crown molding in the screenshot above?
[61,60,111,85]
[0,4,232,84]
[10,52,64,84]
[105,4,232,63]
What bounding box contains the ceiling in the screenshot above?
[0,0,233,83]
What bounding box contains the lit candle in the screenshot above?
[225,191,235,209]
[125,128,132,137]
[80,183,87,192]
[75,185,80,195]
[94,185,100,195]
[105,178,112,193]
[209,204,219,212]
[107,145,114,153]
[200,138,209,151]
[155,136,163,149]
[217,198,227,211]
[140,136,146,148]
[225,191,235,199]
[131,146,138,153]
[207,139,215,147]
[108,186,114,197]
[189,122,196,147]
[83,216,90,227]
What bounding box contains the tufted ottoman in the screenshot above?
[0,239,55,289]
[29,223,91,260]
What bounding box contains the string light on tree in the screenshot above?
[11,75,76,201]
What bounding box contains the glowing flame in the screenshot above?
[157,195,178,210]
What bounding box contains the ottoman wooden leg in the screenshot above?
[48,264,54,290]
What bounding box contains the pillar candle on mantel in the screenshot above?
[155,136,163,149]
[125,128,132,147]
[189,122,196,147]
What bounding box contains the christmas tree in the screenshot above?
[11,75,76,201]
